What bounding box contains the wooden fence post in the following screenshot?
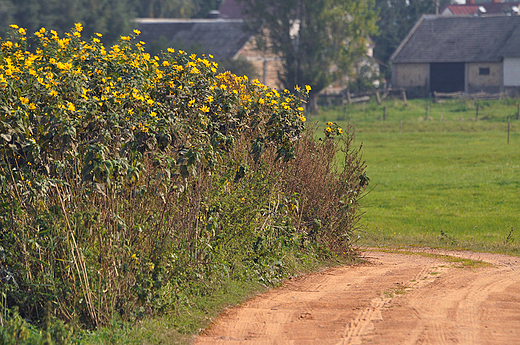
[476,103,479,121]
[346,90,352,104]
[426,101,429,120]
[508,117,511,144]
[375,91,381,105]
[402,90,407,104]
[383,106,386,121]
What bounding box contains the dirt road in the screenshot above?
[194,248,520,345]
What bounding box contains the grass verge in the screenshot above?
[316,98,520,256]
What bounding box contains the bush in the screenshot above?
[0,23,367,335]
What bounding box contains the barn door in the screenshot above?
[430,62,465,93]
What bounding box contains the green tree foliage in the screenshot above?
[131,0,222,18]
[238,0,378,111]
[373,0,451,80]
[3,0,134,45]
[132,0,197,18]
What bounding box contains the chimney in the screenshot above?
[467,0,475,4]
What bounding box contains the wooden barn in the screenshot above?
[390,15,520,98]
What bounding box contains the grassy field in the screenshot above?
[316,97,520,255]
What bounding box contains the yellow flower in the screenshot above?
[74,23,83,32]
[199,105,210,113]
[338,128,343,134]
[300,116,306,122]
[326,127,332,132]
[295,85,301,92]
[28,103,36,110]
[150,111,157,117]
[167,48,175,53]
[327,122,333,126]
[67,102,75,112]
[19,28,26,35]
[120,36,131,41]
[133,29,141,35]
[305,85,312,92]
[95,33,102,37]
[188,99,196,106]
[258,98,265,105]
[297,107,304,111]
[9,25,19,29]
[162,61,169,66]
[20,96,29,104]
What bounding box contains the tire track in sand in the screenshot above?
[195,249,520,345]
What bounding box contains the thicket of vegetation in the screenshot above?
[0,25,368,342]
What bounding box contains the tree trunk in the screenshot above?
[307,92,319,114]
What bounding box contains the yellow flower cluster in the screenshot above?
[0,23,309,172]
[324,121,343,137]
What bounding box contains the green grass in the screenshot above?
[316,98,520,255]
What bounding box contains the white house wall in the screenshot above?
[503,58,520,87]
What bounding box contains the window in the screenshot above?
[479,67,490,76]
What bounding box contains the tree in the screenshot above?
[373,0,451,81]
[131,0,222,19]
[237,0,378,111]
[6,0,135,46]
[133,0,198,18]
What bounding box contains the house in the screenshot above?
[390,15,520,98]
[134,18,283,89]
[441,2,520,16]
[135,0,379,93]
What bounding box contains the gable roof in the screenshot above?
[134,18,252,60]
[391,15,520,64]
[442,5,479,16]
[441,3,520,16]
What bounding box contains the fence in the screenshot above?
[319,88,408,106]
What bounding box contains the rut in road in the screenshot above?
[194,249,520,345]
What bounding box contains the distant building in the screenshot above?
[135,0,379,92]
[390,15,520,98]
[134,18,283,89]
[441,1,520,16]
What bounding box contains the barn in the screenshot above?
[390,15,520,98]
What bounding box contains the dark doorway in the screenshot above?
[430,63,465,93]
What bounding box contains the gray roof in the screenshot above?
[134,19,252,60]
[391,15,520,64]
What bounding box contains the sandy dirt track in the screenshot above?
[194,248,520,345]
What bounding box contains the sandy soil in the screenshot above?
[194,248,520,345]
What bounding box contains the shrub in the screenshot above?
[0,23,367,334]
